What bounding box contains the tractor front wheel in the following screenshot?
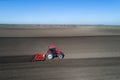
[57,53,64,59]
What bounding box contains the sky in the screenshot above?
[0,0,120,25]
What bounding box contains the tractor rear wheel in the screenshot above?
[46,54,53,60]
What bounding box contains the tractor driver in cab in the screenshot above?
[48,45,57,56]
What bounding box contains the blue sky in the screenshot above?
[0,0,120,24]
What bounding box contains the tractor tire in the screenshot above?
[46,54,53,60]
[58,53,64,59]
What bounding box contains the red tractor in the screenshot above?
[33,45,64,61]
[46,45,64,60]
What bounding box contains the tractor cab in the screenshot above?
[48,45,57,56]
